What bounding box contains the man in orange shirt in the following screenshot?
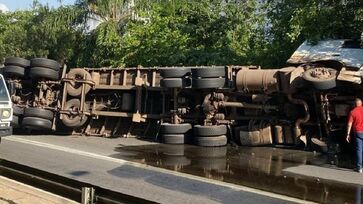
[346,98,363,173]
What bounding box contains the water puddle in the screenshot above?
[111,144,362,203]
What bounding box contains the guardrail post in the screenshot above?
[81,187,95,204]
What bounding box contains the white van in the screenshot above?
[0,74,12,142]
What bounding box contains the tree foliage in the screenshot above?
[0,0,361,68]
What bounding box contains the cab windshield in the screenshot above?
[0,76,10,101]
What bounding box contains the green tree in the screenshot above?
[263,0,363,67]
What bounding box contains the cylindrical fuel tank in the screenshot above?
[236,69,279,93]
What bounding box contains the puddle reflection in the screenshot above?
[111,144,362,203]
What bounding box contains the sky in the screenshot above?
[0,0,75,11]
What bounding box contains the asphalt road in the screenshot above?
[0,135,306,204]
[0,135,361,203]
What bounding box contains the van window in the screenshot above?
[0,76,10,101]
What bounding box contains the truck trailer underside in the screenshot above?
[3,39,363,150]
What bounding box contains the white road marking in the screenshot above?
[4,136,316,204]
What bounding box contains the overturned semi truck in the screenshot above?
[2,39,363,148]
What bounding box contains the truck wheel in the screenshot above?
[195,135,227,147]
[22,117,52,130]
[11,115,20,128]
[61,99,89,128]
[160,67,191,78]
[193,125,227,136]
[30,58,61,70]
[13,106,24,116]
[160,123,192,134]
[160,78,184,88]
[303,68,337,90]
[5,57,30,67]
[29,67,60,80]
[162,134,185,144]
[3,66,25,78]
[66,68,92,97]
[192,67,225,78]
[24,108,54,120]
[192,78,225,89]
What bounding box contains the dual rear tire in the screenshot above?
[3,57,30,78]
[2,57,61,80]
[191,67,226,89]
[29,58,61,81]
[159,123,192,144]
[160,68,191,88]
[12,107,54,130]
[193,125,228,147]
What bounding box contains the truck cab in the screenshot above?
[0,74,13,143]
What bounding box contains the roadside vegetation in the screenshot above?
[0,0,361,68]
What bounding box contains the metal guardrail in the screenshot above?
[0,159,157,204]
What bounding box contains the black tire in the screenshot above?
[66,68,92,97]
[195,135,228,147]
[13,106,24,116]
[192,67,225,78]
[30,58,61,70]
[29,67,59,81]
[24,107,54,120]
[61,99,89,128]
[3,65,25,78]
[160,78,183,88]
[22,117,52,130]
[303,68,337,90]
[160,67,191,78]
[4,57,30,67]
[162,134,185,144]
[193,125,227,136]
[11,115,20,128]
[192,78,225,89]
[160,123,192,134]
[121,92,134,111]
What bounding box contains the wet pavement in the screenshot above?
[1,135,362,203]
[110,144,363,203]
